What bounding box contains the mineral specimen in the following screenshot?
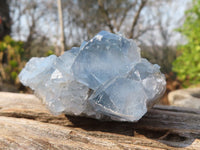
[19,31,166,122]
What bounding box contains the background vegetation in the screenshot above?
[0,0,199,104]
[173,0,200,87]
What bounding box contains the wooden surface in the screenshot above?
[0,92,200,150]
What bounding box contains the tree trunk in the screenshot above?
[129,0,146,39]
[57,0,65,55]
[0,0,11,40]
[0,92,200,149]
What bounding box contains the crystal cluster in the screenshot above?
[19,31,166,122]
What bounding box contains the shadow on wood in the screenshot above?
[66,105,200,148]
[0,92,200,149]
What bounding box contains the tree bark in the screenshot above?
[0,92,200,149]
[57,0,65,55]
[0,0,11,40]
[129,0,147,39]
[98,0,114,33]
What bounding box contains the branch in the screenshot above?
[116,4,133,31]
[98,0,114,33]
[129,0,147,38]
[133,26,154,39]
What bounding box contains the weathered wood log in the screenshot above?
[0,92,199,149]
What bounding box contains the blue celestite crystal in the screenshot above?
[71,31,141,90]
[19,31,166,122]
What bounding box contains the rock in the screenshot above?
[19,48,90,116]
[71,31,141,90]
[89,77,148,121]
[168,88,200,109]
[19,31,166,122]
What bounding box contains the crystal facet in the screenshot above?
[19,31,166,122]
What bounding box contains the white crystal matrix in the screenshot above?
[19,31,166,122]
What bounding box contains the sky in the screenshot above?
[140,0,191,46]
[10,0,192,47]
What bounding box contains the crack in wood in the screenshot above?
[0,92,200,149]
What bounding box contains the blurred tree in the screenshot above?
[67,0,149,40]
[141,0,180,74]
[9,0,149,49]
[0,0,11,40]
[0,36,25,84]
[129,0,147,38]
[173,0,200,86]
[8,0,187,59]
[57,0,65,55]
[10,0,58,59]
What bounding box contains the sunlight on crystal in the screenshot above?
[19,31,166,122]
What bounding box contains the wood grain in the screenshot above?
[0,92,199,149]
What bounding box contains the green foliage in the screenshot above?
[0,36,25,84]
[9,60,18,68]
[46,50,54,56]
[11,71,18,81]
[173,0,200,87]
